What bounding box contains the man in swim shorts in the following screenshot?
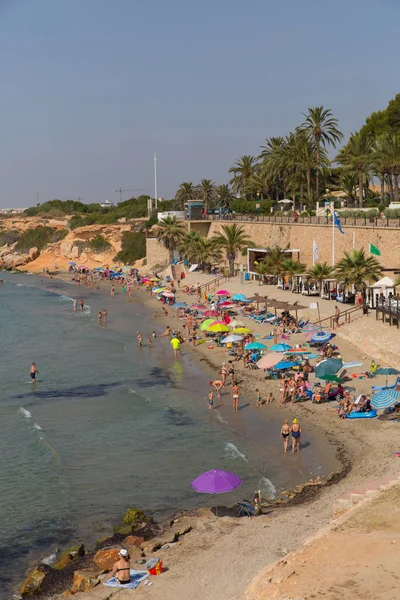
[30,362,39,382]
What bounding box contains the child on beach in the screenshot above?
[266,392,274,404]
[208,390,214,410]
[256,388,262,406]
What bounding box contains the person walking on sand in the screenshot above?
[137,331,143,346]
[273,327,278,345]
[291,418,301,453]
[280,420,290,453]
[228,360,235,385]
[221,362,227,386]
[208,389,214,410]
[256,388,262,406]
[334,305,341,328]
[232,381,240,412]
[30,362,39,382]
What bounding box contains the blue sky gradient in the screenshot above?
[0,0,399,206]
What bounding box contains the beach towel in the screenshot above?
[104,570,148,589]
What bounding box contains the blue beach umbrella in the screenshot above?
[270,343,291,352]
[173,302,189,309]
[69,261,76,265]
[244,342,268,350]
[374,367,400,386]
[315,358,343,378]
[371,389,400,410]
[310,331,333,344]
[274,361,297,370]
[307,354,320,359]
[232,293,247,301]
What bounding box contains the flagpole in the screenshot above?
[332,208,335,266]
[312,240,315,266]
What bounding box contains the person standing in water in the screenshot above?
[137,331,143,346]
[102,308,108,324]
[232,381,240,412]
[111,284,115,297]
[79,299,84,311]
[30,362,39,382]
[280,420,290,453]
[291,418,301,453]
[73,299,77,311]
[208,389,214,410]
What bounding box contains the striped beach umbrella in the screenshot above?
[371,389,400,410]
[310,331,333,344]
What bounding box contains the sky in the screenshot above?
[0,0,399,207]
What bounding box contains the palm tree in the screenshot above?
[175,182,195,210]
[178,231,201,262]
[259,245,288,277]
[195,179,215,212]
[215,184,236,209]
[243,172,268,200]
[382,134,400,203]
[300,106,343,193]
[306,262,334,290]
[336,132,373,208]
[334,249,382,292]
[372,135,392,203]
[229,155,257,197]
[212,224,254,276]
[155,216,186,264]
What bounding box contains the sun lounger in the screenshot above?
[372,376,400,392]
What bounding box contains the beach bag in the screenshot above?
[147,557,163,575]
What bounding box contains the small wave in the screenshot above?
[58,294,74,302]
[33,423,43,431]
[20,407,32,419]
[41,552,56,566]
[17,283,32,287]
[129,388,137,394]
[259,476,276,500]
[214,410,228,425]
[225,442,248,462]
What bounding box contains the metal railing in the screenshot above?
[314,304,364,329]
[190,214,400,229]
[199,273,232,291]
[376,301,400,329]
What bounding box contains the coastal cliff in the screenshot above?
[0,216,146,271]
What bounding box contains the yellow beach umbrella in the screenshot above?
[207,323,230,333]
[232,327,252,334]
[200,318,216,330]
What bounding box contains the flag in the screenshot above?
[369,243,381,256]
[333,211,344,234]
[313,239,318,262]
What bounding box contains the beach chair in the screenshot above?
[372,376,400,392]
[237,492,261,517]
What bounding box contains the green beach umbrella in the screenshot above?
[200,319,216,331]
[318,374,341,383]
[207,323,230,333]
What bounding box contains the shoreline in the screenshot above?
[11,270,400,599]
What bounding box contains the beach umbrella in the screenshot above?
[274,361,297,370]
[232,293,247,301]
[221,334,244,344]
[200,319,216,330]
[94,267,103,271]
[173,302,188,309]
[371,389,400,410]
[374,367,400,386]
[270,343,291,352]
[191,304,207,309]
[203,310,218,317]
[208,320,226,326]
[310,331,333,344]
[245,342,268,350]
[301,324,320,332]
[314,358,343,378]
[162,291,175,298]
[232,327,252,334]
[319,374,341,383]
[218,300,234,306]
[78,265,87,269]
[216,290,230,296]
[229,319,244,328]
[257,353,282,369]
[207,323,230,333]
[69,261,76,265]
[191,470,242,494]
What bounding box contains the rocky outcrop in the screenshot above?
[122,507,152,528]
[20,566,46,596]
[0,245,39,269]
[93,547,120,571]
[54,543,85,570]
[70,568,102,593]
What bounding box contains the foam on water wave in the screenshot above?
[225,442,248,462]
[258,476,277,500]
[58,295,74,302]
[20,407,32,419]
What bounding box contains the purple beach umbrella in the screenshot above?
[191,469,242,494]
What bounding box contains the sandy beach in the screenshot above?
[17,269,400,600]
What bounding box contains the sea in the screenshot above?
[0,273,340,598]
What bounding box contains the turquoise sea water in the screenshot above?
[0,274,339,598]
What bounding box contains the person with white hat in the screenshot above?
[111,549,131,585]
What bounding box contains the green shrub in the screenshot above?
[231,199,274,215]
[338,209,378,218]
[114,231,146,264]
[384,208,400,218]
[14,226,62,253]
[88,234,111,253]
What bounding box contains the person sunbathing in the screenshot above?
[111,549,131,585]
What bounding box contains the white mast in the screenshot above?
[154,152,158,210]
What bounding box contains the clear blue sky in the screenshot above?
[0,0,399,207]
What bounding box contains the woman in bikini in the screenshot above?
[232,381,240,412]
[280,420,290,453]
[291,418,301,453]
[111,549,131,585]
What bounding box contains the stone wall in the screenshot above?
[146,220,400,271]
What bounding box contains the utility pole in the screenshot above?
[154,152,158,210]
[33,192,39,205]
[114,188,145,203]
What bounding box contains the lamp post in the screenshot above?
[218,195,221,220]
